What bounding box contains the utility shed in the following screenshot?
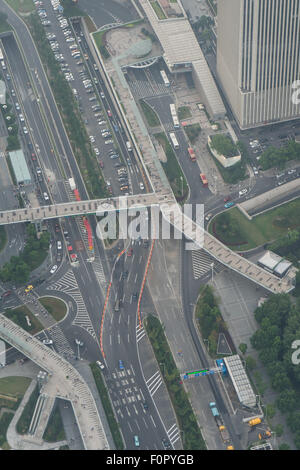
[0,80,6,104]
[223,355,256,408]
[8,149,31,185]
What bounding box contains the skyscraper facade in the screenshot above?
[217,0,300,129]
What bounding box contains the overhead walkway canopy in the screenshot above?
[223,355,256,408]
[139,0,226,118]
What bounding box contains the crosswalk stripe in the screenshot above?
[191,250,223,279]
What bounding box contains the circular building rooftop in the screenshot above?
[129,38,152,59]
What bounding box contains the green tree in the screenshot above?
[278,443,290,450]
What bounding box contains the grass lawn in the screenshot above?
[93,30,110,59]
[210,198,300,251]
[151,1,167,19]
[139,99,160,127]
[0,376,31,399]
[0,19,12,33]
[5,0,35,14]
[184,123,201,144]
[43,404,65,442]
[39,297,67,322]
[178,106,191,120]
[84,15,97,33]
[4,305,43,335]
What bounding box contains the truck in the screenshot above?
[188,147,196,162]
[248,417,261,427]
[200,173,208,187]
[209,402,231,445]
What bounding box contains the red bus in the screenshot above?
[200,173,208,186]
[188,147,196,162]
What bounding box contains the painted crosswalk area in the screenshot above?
[128,78,169,100]
[48,324,75,360]
[92,257,107,288]
[47,270,97,340]
[191,250,223,279]
[145,370,163,397]
[136,324,146,343]
[167,423,181,446]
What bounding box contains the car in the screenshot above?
[89,135,95,143]
[19,113,25,122]
[224,201,234,208]
[42,339,53,345]
[102,132,111,138]
[57,241,62,250]
[96,360,105,370]
[43,192,49,201]
[134,435,140,447]
[98,120,106,125]
[119,360,124,370]
[99,160,104,168]
[205,213,212,221]
[107,109,112,117]
[132,292,138,301]
[127,158,132,166]
[239,188,248,196]
[162,438,171,449]
[105,139,113,144]
[121,271,128,280]
[223,196,230,202]
[66,38,75,43]
[50,265,58,274]
[25,285,34,294]
[139,182,145,190]
[253,166,259,175]
[288,169,296,174]
[15,102,20,111]
[1,290,12,299]
[23,126,28,134]
[127,248,133,256]
[100,92,105,98]
[143,402,148,410]
[94,147,100,156]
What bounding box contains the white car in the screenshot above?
[43,192,49,201]
[23,126,28,134]
[67,38,75,43]
[139,182,145,190]
[94,147,100,156]
[43,339,53,345]
[19,113,25,122]
[104,139,113,144]
[96,360,105,370]
[239,188,248,196]
[89,135,95,143]
[50,265,58,274]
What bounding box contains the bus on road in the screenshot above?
[169,132,179,149]
[170,103,180,128]
[160,70,170,87]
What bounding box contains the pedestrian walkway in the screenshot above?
[0,313,109,450]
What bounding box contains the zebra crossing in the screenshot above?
[92,257,107,288]
[47,270,97,340]
[48,324,75,360]
[128,79,169,100]
[191,249,223,280]
[166,423,181,446]
[136,323,146,343]
[145,370,163,397]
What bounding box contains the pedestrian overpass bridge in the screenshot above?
[0,193,294,294]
